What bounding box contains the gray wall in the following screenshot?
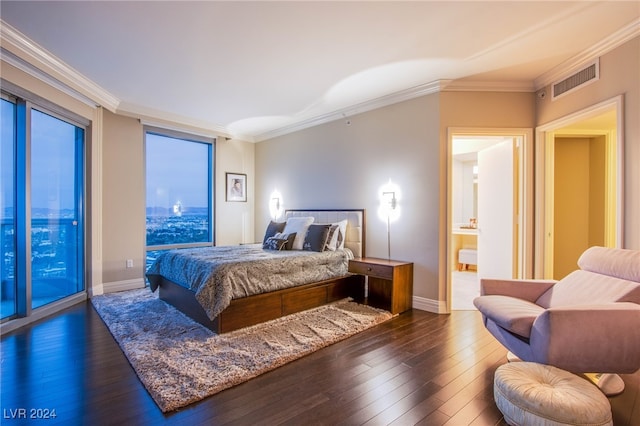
[256,95,441,303]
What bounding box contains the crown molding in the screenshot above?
[1,19,120,111]
[254,78,540,142]
[254,80,452,142]
[534,18,640,90]
[442,80,535,92]
[117,101,247,141]
[1,48,99,109]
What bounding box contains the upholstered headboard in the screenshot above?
[284,209,365,258]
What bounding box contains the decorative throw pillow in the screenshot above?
[282,217,315,250]
[325,219,348,250]
[283,232,297,250]
[262,232,297,251]
[303,224,331,252]
[324,224,340,251]
[335,219,348,249]
[262,232,285,250]
[263,236,287,250]
[263,220,286,244]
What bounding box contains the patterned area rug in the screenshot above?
[91,288,392,412]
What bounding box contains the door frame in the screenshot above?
[446,128,534,313]
[534,95,623,278]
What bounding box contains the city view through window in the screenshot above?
[145,131,213,270]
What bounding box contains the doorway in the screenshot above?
[447,129,533,311]
[535,96,623,279]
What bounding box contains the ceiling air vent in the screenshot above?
[552,59,599,101]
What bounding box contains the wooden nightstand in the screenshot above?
[348,257,413,314]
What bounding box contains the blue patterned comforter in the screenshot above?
[146,244,354,320]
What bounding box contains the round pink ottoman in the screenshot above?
[494,362,613,426]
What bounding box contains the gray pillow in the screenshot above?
[263,220,286,244]
[303,224,331,252]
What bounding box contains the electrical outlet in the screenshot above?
[126,259,134,268]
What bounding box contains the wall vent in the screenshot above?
[552,59,599,101]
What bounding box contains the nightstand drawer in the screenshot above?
[348,260,393,280]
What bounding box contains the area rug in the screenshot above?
[91,288,392,412]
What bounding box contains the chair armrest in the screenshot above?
[531,303,640,373]
[480,278,557,303]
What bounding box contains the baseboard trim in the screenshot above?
[102,278,146,294]
[0,292,87,335]
[412,295,447,314]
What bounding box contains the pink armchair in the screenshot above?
[474,246,640,393]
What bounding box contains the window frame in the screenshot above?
[143,126,215,254]
[1,86,88,324]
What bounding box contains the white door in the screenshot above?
[477,140,515,279]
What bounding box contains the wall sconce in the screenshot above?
[269,190,283,220]
[378,181,401,260]
[382,191,396,260]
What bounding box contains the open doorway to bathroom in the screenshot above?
[447,129,533,311]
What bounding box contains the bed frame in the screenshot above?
[157,209,366,333]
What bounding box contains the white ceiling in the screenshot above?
[1,1,638,141]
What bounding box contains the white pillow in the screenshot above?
[325,219,348,250]
[282,217,315,250]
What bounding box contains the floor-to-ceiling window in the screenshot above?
[1,91,87,323]
[30,109,84,309]
[144,128,214,271]
[1,97,17,319]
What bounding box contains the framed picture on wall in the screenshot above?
[226,172,247,202]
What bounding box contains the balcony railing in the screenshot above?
[1,218,81,318]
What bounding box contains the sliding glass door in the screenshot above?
[1,98,16,319]
[1,93,85,322]
[30,109,84,309]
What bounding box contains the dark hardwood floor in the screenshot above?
[2,301,639,425]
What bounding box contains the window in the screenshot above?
[1,97,16,319]
[1,92,87,322]
[145,129,214,270]
[30,109,85,309]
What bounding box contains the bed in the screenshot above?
[146,209,366,333]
